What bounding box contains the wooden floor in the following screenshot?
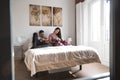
[15,60,109,80]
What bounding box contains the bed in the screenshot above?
[24,45,101,76]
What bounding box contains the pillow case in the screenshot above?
[22,38,32,53]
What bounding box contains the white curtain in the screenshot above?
[76,0,110,66]
[76,2,84,45]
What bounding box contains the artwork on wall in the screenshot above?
[29,4,41,26]
[42,6,52,26]
[53,7,62,26]
[29,4,62,27]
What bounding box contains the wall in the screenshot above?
[11,0,75,46]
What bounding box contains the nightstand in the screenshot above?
[14,46,23,60]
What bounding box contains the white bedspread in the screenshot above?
[24,45,101,76]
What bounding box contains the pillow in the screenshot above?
[22,38,32,52]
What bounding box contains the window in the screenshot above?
[104,1,110,41]
[90,0,101,41]
[89,0,110,42]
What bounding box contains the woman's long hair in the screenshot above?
[55,27,62,39]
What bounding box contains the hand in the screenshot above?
[42,39,45,41]
[57,38,61,41]
[40,38,45,42]
[43,39,49,43]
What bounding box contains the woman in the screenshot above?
[49,27,69,46]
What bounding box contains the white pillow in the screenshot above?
[22,38,32,52]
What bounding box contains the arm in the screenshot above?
[40,36,49,43]
[48,35,53,44]
[42,38,49,43]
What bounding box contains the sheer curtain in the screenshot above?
[76,0,110,66]
[76,2,84,45]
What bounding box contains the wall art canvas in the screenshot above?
[29,4,41,26]
[42,6,52,26]
[53,7,62,26]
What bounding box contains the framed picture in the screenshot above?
[42,6,52,26]
[29,4,41,26]
[53,7,62,26]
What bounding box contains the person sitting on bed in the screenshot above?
[31,32,48,49]
[38,30,49,47]
[49,27,69,46]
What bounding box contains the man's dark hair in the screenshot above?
[39,30,44,34]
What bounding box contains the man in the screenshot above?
[38,30,49,47]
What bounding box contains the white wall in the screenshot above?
[11,0,75,46]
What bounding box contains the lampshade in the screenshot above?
[17,37,22,43]
[68,37,72,42]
